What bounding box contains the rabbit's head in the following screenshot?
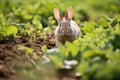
[53,7,73,36]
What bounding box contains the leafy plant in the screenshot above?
[0,13,18,41]
[47,17,120,80]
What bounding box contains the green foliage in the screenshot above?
[41,45,47,54]
[18,45,33,55]
[76,18,120,80]
[0,13,18,41]
[6,26,18,35]
[18,45,41,68]
[47,17,120,80]
[82,22,96,33]
[0,0,120,80]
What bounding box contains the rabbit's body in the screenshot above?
[55,20,80,44]
[53,7,80,45]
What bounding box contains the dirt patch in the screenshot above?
[0,32,81,80]
[0,32,56,80]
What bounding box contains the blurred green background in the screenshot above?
[0,0,120,27]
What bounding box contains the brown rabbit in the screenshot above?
[53,7,80,46]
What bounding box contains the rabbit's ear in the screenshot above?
[53,8,63,21]
[65,7,73,20]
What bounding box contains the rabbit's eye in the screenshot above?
[59,24,62,27]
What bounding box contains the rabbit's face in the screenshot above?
[58,18,72,36]
[54,7,73,36]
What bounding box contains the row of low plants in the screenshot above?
[16,16,120,80]
[1,0,120,42]
[0,0,84,41]
[46,16,120,80]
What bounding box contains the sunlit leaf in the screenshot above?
[82,22,95,33]
[98,17,108,28]
[6,25,18,36]
[65,41,79,57]
[41,45,47,54]
[49,55,62,68]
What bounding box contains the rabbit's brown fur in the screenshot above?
[53,7,80,46]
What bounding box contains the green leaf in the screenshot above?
[41,45,47,54]
[76,60,89,74]
[32,16,43,30]
[65,42,79,57]
[0,13,6,27]
[18,45,33,55]
[5,25,18,36]
[49,55,63,68]
[82,22,95,33]
[59,45,69,57]
[98,18,108,28]
[43,27,52,34]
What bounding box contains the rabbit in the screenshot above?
[53,7,80,46]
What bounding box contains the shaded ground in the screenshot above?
[0,32,56,80]
[0,32,81,80]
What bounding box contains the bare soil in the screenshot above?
[0,32,81,80]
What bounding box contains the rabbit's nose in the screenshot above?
[62,29,68,34]
[65,30,68,34]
